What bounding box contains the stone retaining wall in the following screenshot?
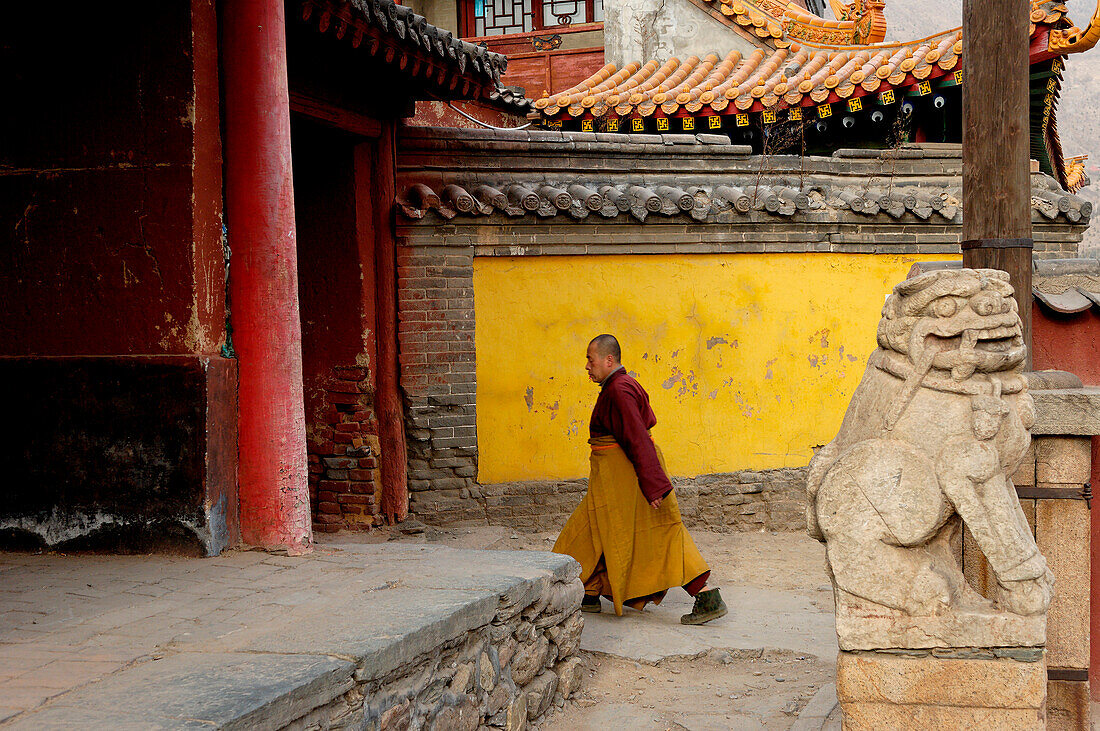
[284,562,586,730]
[411,466,809,533]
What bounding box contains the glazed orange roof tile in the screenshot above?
[691,0,887,49]
[533,29,962,119]
[532,0,1099,123]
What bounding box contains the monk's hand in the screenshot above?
[649,496,663,509]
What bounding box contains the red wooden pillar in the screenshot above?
[222,0,313,552]
[374,121,409,523]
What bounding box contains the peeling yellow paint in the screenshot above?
[473,253,957,483]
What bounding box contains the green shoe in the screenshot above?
[680,588,727,625]
[581,594,602,614]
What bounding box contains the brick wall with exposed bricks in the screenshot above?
[308,365,382,532]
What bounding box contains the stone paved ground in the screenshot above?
[0,541,583,728]
[5,527,1088,729]
[0,548,300,721]
[381,525,841,729]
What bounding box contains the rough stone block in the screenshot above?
[508,635,549,686]
[503,691,527,731]
[837,651,1046,730]
[1036,437,1092,485]
[449,662,474,694]
[523,670,558,719]
[380,699,412,730]
[546,611,583,660]
[1046,679,1089,731]
[478,652,496,692]
[1029,388,1100,436]
[497,636,519,668]
[841,703,1045,730]
[484,683,509,717]
[431,699,479,731]
[836,651,1046,707]
[1035,499,1091,670]
[554,657,584,699]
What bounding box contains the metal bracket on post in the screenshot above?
[960,238,1034,250]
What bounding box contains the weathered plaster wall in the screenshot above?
[409,100,527,130]
[474,252,953,483]
[0,1,236,552]
[0,356,238,555]
[0,0,226,356]
[1033,305,1100,384]
[603,0,761,67]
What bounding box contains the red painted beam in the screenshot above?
[222,0,313,552]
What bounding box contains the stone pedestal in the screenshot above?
[834,588,1046,652]
[836,651,1047,730]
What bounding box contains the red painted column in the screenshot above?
[222,0,312,552]
[374,121,409,523]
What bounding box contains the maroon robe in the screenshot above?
[588,366,710,596]
[589,367,674,503]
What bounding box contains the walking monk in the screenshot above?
[553,334,727,625]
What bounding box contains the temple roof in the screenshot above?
[532,0,1097,121]
[298,0,529,111]
[528,1,1098,190]
[532,28,962,119]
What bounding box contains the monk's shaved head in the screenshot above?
[589,334,621,362]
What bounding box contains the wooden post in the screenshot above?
[374,120,409,523]
[222,0,313,552]
[962,0,1033,367]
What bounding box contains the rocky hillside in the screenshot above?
[883,0,1100,256]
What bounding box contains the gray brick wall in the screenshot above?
[396,246,479,514]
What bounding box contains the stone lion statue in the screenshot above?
[807,268,1053,649]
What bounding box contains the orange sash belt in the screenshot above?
[589,433,653,452]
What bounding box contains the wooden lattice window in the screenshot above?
[461,0,603,37]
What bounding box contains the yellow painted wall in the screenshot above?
[473,253,958,483]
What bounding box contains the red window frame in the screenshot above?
[459,0,599,38]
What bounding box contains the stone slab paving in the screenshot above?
[579,583,837,663]
[0,543,578,728]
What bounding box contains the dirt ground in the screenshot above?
[348,523,836,730]
[540,649,831,730]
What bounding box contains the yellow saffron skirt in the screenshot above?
[552,435,710,616]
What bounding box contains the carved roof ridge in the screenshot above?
[394,175,1091,225]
